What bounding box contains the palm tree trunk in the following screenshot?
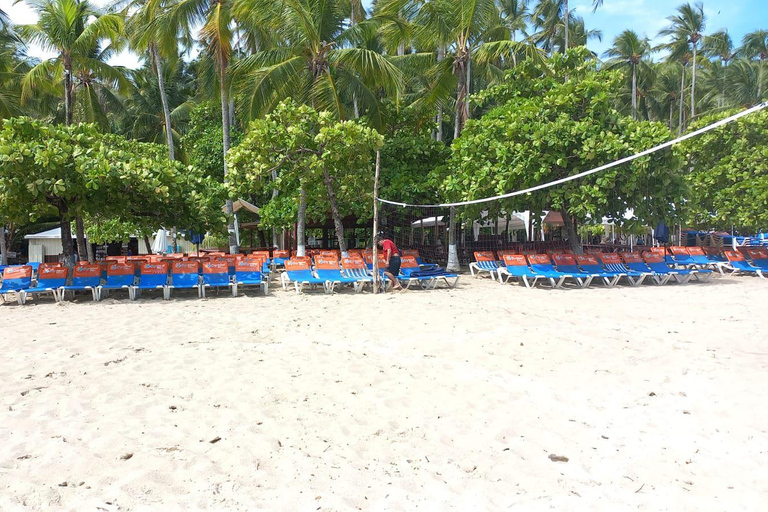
[351,3,359,118]
[453,50,467,140]
[564,0,569,52]
[759,57,764,100]
[446,206,460,272]
[465,51,471,121]
[322,165,348,255]
[632,63,637,119]
[144,235,153,254]
[151,45,175,161]
[64,59,73,126]
[0,225,7,265]
[296,185,306,256]
[75,216,88,263]
[436,44,445,142]
[560,207,583,254]
[691,45,697,119]
[678,66,686,134]
[669,100,674,130]
[220,60,238,255]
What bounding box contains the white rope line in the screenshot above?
[378,102,768,208]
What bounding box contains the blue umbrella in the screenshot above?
[654,222,669,244]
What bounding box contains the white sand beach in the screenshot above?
[1,275,767,511]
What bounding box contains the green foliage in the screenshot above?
[0,117,227,249]
[228,100,383,229]
[378,103,451,205]
[448,50,685,231]
[679,109,768,232]
[182,104,241,182]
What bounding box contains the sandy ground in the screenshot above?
[1,273,767,511]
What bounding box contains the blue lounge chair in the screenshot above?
[598,253,648,286]
[23,265,68,303]
[551,254,595,288]
[686,247,728,275]
[166,261,202,298]
[201,261,232,297]
[1,266,34,304]
[527,254,584,288]
[497,255,545,288]
[61,263,101,301]
[232,260,268,296]
[130,262,169,300]
[98,263,136,300]
[314,257,360,293]
[469,251,500,279]
[745,248,768,272]
[619,253,672,285]
[281,259,326,294]
[341,257,375,292]
[398,255,459,289]
[668,247,714,280]
[574,255,624,287]
[642,253,698,284]
[724,251,764,278]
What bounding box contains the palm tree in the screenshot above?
[647,62,683,129]
[532,0,603,52]
[605,30,651,119]
[20,0,125,264]
[20,0,124,126]
[232,0,402,255]
[740,29,768,101]
[659,2,705,121]
[703,30,734,109]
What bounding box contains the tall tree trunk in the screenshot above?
[64,59,73,126]
[564,0,569,52]
[691,45,697,119]
[759,58,764,100]
[453,50,467,140]
[631,63,637,119]
[75,216,87,263]
[669,100,674,130]
[465,52,471,121]
[151,45,175,161]
[322,165,348,255]
[59,207,75,268]
[678,65,686,135]
[220,61,238,255]
[559,208,582,254]
[436,44,445,142]
[0,225,7,265]
[144,235,153,255]
[296,185,306,256]
[351,3,360,118]
[446,206,460,271]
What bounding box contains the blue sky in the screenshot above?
[3,0,767,65]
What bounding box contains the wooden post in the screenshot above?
[372,150,381,294]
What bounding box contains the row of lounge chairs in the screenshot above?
[279,254,458,294]
[470,250,719,288]
[0,259,268,304]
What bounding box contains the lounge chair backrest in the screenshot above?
[341,257,365,270]
[37,266,68,287]
[401,249,420,258]
[724,250,745,262]
[251,250,271,260]
[575,255,600,266]
[642,253,665,264]
[203,261,228,274]
[598,253,622,264]
[318,250,340,258]
[687,247,706,256]
[172,261,199,274]
[128,256,150,264]
[39,262,63,271]
[502,254,527,267]
[527,254,552,266]
[1,266,32,289]
[284,259,310,271]
[474,251,497,262]
[669,246,690,256]
[291,256,312,265]
[72,264,101,287]
[650,247,668,256]
[551,254,577,266]
[621,253,643,264]
[746,247,768,260]
[400,255,419,268]
[140,262,168,275]
[315,257,340,270]
[106,256,127,263]
[235,260,262,273]
[274,250,290,259]
[108,263,135,276]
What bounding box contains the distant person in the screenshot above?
[377,237,403,291]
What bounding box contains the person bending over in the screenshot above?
[377,237,402,291]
